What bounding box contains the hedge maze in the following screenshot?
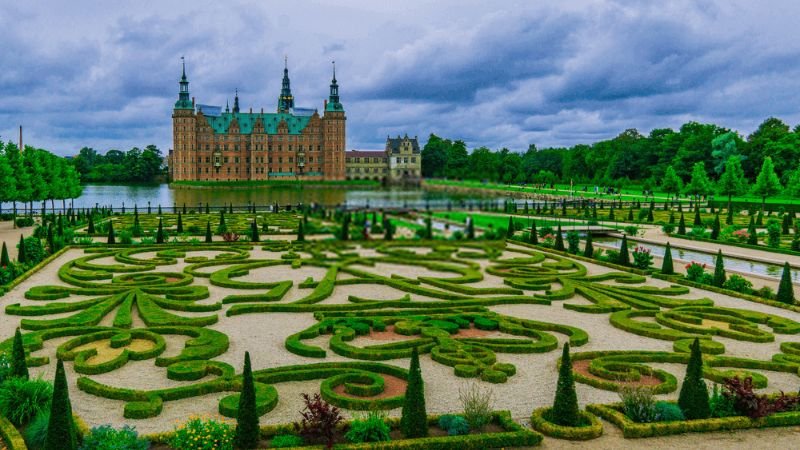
[2,237,800,434]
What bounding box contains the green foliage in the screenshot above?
[678,338,710,420]
[712,250,726,287]
[777,262,795,304]
[566,231,580,254]
[11,328,29,380]
[107,221,115,245]
[583,232,593,258]
[459,381,494,431]
[619,385,656,423]
[654,401,685,422]
[617,235,630,266]
[661,242,674,275]
[1,241,9,266]
[0,376,52,426]
[662,166,683,198]
[23,410,50,450]
[438,414,470,436]
[45,359,77,450]
[156,218,165,244]
[709,384,737,418]
[554,225,565,251]
[678,213,686,235]
[753,156,782,210]
[169,416,234,450]
[767,220,782,248]
[79,424,148,450]
[234,352,259,449]
[297,219,305,242]
[722,274,753,295]
[401,347,427,438]
[551,343,580,426]
[270,434,304,448]
[205,221,212,243]
[345,411,391,443]
[73,146,164,183]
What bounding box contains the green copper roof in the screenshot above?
[203,112,311,135]
[325,102,344,112]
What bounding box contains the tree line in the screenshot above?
[0,141,82,214]
[421,117,800,196]
[73,145,165,183]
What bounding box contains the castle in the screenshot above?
[169,59,346,182]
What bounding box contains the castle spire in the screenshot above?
[225,99,230,113]
[174,56,192,110]
[326,60,342,112]
[233,88,240,113]
[278,56,294,113]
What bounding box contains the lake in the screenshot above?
[1,184,497,211]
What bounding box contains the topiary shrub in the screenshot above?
[344,410,391,443]
[777,262,795,304]
[653,401,684,422]
[44,359,77,450]
[11,327,29,380]
[80,424,148,450]
[550,343,580,426]
[234,351,259,449]
[0,376,52,426]
[678,338,710,420]
[438,414,470,436]
[400,347,427,438]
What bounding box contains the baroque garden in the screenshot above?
[1,200,800,449]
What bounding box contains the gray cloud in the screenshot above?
[1,0,800,156]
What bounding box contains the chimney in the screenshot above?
[19,125,22,151]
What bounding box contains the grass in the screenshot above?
[432,211,589,231]
[425,179,800,207]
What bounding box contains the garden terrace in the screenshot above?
[1,237,800,447]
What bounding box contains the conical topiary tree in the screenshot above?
[87,215,95,234]
[694,206,702,226]
[176,212,184,233]
[205,221,213,243]
[507,216,515,238]
[156,218,165,244]
[554,225,565,251]
[384,219,394,241]
[466,217,475,240]
[11,328,28,380]
[662,242,675,275]
[401,347,427,438]
[678,338,710,420]
[618,234,630,266]
[710,214,721,240]
[107,221,115,244]
[678,213,686,235]
[217,211,227,234]
[777,262,795,304]
[583,232,593,258]
[529,221,538,245]
[1,242,9,267]
[297,220,305,242]
[18,234,27,264]
[747,216,758,245]
[712,250,726,287]
[250,220,259,242]
[608,207,615,221]
[234,352,259,449]
[550,343,580,426]
[44,359,77,450]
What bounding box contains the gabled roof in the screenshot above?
[387,136,420,154]
[202,112,312,135]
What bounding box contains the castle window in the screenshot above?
[289,157,293,163]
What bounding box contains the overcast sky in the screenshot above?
[2,0,800,156]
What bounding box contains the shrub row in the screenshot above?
[530,407,603,440]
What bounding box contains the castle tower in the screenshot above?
[277,57,294,113]
[322,61,345,179]
[172,57,196,181]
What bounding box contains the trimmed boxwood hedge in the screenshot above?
[588,402,800,438]
[0,415,26,450]
[530,407,603,440]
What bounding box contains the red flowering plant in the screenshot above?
[541,233,555,248]
[732,229,750,243]
[685,262,711,284]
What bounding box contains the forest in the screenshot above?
[421,117,800,195]
[72,145,166,183]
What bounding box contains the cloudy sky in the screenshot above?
[2,0,800,156]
